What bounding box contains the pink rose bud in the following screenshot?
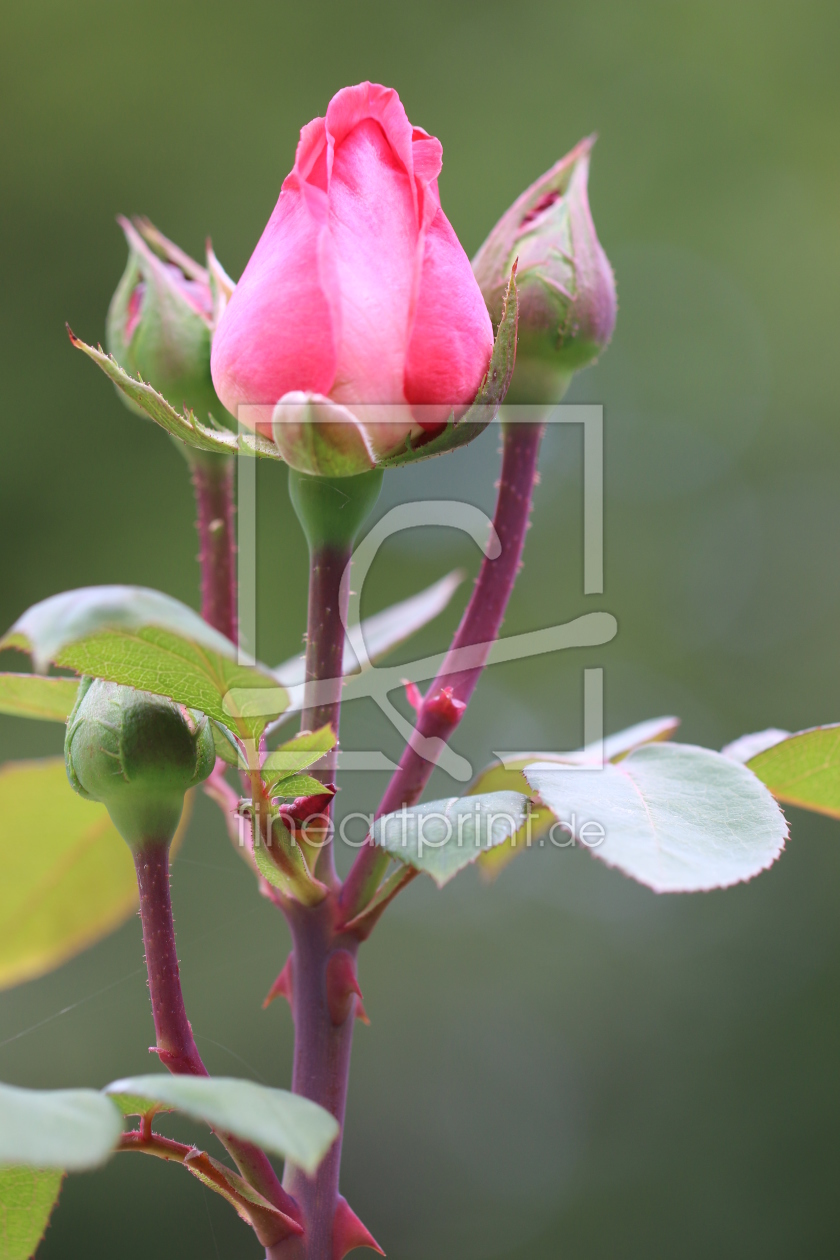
[472,137,616,403]
[106,217,236,429]
[210,81,494,474]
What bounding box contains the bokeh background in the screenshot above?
[2,0,840,1256]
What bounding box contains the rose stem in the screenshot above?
[279,902,362,1259]
[298,542,348,887]
[274,470,382,1258]
[133,839,300,1228]
[191,451,237,642]
[340,418,546,919]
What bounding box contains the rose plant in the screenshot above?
[0,81,819,1259]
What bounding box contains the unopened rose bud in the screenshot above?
[65,678,215,849]
[106,217,235,429]
[472,137,616,403]
[211,81,495,472]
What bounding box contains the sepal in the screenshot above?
[251,811,330,906]
[273,394,377,477]
[68,329,284,460]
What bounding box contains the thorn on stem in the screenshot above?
[403,679,423,713]
[332,1195,384,1258]
[326,950,368,1027]
[263,953,294,1009]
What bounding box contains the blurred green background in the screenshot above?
[2,0,840,1255]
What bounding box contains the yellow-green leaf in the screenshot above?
[0,759,139,989]
[0,1167,63,1259]
[748,724,840,819]
[0,675,78,724]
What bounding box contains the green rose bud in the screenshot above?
[472,136,616,404]
[106,216,236,430]
[65,678,215,849]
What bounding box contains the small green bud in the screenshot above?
[65,678,215,849]
[472,137,616,404]
[106,216,236,430]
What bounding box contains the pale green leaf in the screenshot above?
[469,716,680,880]
[104,1075,338,1175]
[0,675,79,724]
[747,724,840,819]
[0,1083,121,1171]
[723,729,790,763]
[0,1167,63,1260]
[1,586,287,738]
[525,742,787,893]
[0,759,138,989]
[373,791,530,887]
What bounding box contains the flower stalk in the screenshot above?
[191,452,237,642]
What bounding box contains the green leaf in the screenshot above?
[0,1083,122,1171]
[252,821,328,907]
[373,791,530,887]
[103,1075,338,1175]
[0,1167,63,1260]
[210,720,245,768]
[0,759,139,989]
[377,267,518,468]
[469,716,680,880]
[68,331,283,461]
[269,572,464,732]
[0,587,288,739]
[0,675,79,724]
[525,742,788,893]
[271,775,329,800]
[746,724,840,819]
[261,727,336,790]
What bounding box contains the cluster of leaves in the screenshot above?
[0,1074,337,1254]
[3,562,840,1254]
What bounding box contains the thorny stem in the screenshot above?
[340,419,546,920]
[278,903,361,1260]
[132,839,301,1230]
[191,452,237,641]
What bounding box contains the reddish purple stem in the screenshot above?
[191,453,237,641]
[279,903,360,1259]
[300,544,352,887]
[133,841,206,1076]
[133,840,301,1231]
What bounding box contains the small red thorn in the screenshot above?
[427,686,466,725]
[263,953,294,1009]
[355,995,371,1026]
[326,950,366,1027]
[333,1196,384,1259]
[402,679,423,712]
